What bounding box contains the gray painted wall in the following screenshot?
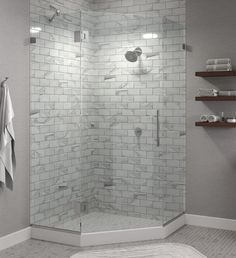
[186,0,236,219]
[0,0,30,237]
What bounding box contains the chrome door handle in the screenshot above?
[157,110,160,147]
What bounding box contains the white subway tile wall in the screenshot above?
[30,0,186,232]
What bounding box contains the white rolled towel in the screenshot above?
[206,58,231,65]
[208,115,220,123]
[206,64,232,71]
[200,115,208,122]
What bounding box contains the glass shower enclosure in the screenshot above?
[30,0,186,236]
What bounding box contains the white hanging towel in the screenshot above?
[0,83,16,189]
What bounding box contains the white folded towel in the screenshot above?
[206,64,232,71]
[219,90,236,96]
[206,58,231,65]
[198,88,218,97]
[0,83,16,189]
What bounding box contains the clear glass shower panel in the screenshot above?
[161,16,186,224]
[30,1,83,232]
[79,10,167,233]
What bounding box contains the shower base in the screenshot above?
[31,214,185,247]
[59,212,161,233]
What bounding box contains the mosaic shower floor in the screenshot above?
[58,212,161,233]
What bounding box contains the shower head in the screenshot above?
[125,47,142,62]
[49,5,61,22]
[125,51,138,63]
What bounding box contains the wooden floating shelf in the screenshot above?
[196,71,236,77]
[195,121,236,128]
[195,96,236,101]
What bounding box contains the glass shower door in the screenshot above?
[161,16,186,224]
[79,10,169,233]
[30,2,186,235]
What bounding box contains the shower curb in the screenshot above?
[1,214,236,250]
[31,225,81,246]
[80,214,185,246]
[30,215,185,247]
